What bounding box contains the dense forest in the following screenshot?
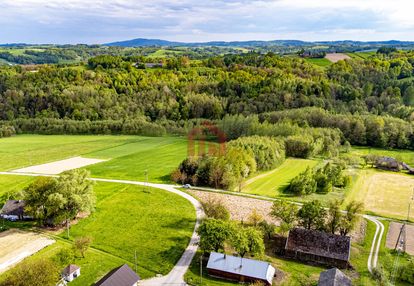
[0,49,413,149]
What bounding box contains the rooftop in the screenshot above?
[1,200,26,216]
[206,252,275,284]
[318,268,351,286]
[286,228,351,261]
[62,264,80,275]
[95,264,140,286]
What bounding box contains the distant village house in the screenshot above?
[284,228,351,269]
[0,200,32,221]
[206,252,276,285]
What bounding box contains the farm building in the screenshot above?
[318,268,351,286]
[62,264,81,282]
[206,252,276,285]
[374,156,402,172]
[0,200,31,221]
[95,264,140,286]
[285,228,351,269]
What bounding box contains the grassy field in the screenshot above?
[347,51,376,60]
[0,135,188,182]
[242,158,319,197]
[350,146,414,166]
[304,57,332,67]
[0,175,34,204]
[0,181,196,284]
[345,169,414,220]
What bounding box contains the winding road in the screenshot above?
[1,171,387,282]
[0,172,205,285]
[363,215,385,273]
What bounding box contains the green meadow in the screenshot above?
[0,135,188,182]
[0,181,196,284]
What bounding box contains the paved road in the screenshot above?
[0,172,204,286]
[363,215,385,273]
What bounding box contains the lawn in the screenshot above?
[345,169,414,220]
[0,175,34,204]
[304,57,332,67]
[0,181,196,284]
[63,182,196,276]
[350,146,414,166]
[0,135,188,182]
[85,136,188,182]
[242,158,319,197]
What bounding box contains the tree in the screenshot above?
[59,170,94,231]
[74,236,92,258]
[2,259,59,286]
[288,167,317,196]
[245,227,265,257]
[24,169,95,231]
[231,228,249,257]
[247,209,264,226]
[202,198,230,220]
[327,200,343,234]
[339,200,364,236]
[258,220,276,240]
[54,248,75,265]
[297,200,326,230]
[270,200,298,234]
[24,177,57,224]
[197,219,233,253]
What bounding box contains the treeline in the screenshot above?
[172,131,342,191]
[5,118,166,137]
[260,107,414,149]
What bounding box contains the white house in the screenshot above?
[62,264,81,282]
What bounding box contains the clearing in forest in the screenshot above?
[325,53,351,63]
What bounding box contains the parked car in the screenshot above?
[182,184,192,189]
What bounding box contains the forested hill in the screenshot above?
[0,50,413,149]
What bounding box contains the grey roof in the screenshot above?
[207,252,275,284]
[62,264,80,275]
[286,228,351,261]
[318,268,351,286]
[95,264,140,286]
[1,200,26,216]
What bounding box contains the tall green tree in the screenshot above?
[297,200,326,230]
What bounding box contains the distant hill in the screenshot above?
[104,38,414,48]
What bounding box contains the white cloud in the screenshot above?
[0,0,413,43]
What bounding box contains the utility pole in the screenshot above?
[199,253,202,285]
[134,250,137,273]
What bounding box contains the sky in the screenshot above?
[1,0,414,44]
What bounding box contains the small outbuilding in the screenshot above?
[0,200,30,221]
[318,268,351,286]
[285,228,351,269]
[62,264,81,282]
[95,264,140,286]
[206,252,276,285]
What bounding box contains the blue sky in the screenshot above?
[1,0,414,44]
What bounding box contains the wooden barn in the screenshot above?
[285,228,351,269]
[206,252,276,285]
